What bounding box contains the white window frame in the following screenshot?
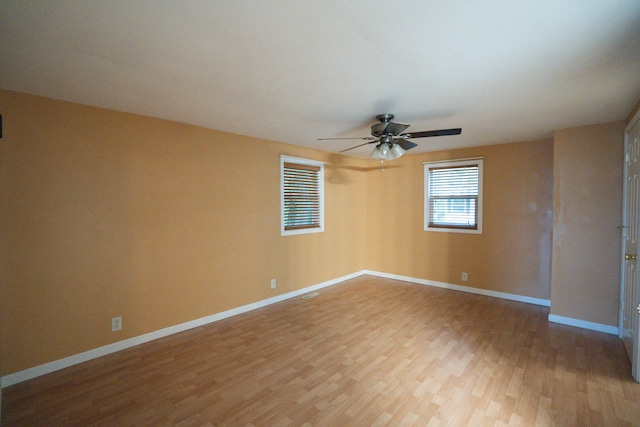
[424,157,483,234]
[280,155,325,236]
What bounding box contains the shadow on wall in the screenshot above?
[324,153,402,185]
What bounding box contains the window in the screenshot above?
[424,158,483,234]
[281,155,324,236]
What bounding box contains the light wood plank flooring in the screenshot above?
[3,276,640,426]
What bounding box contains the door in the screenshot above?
[620,114,640,382]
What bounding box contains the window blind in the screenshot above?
[428,165,479,229]
[283,162,321,230]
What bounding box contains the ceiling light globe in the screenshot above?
[390,144,406,159]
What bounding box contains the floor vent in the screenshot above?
[300,292,320,300]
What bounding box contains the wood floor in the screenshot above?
[3,276,640,426]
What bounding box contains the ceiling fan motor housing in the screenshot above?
[371,114,394,137]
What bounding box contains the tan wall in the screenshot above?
[1,88,624,379]
[365,140,554,300]
[0,90,369,376]
[551,122,625,326]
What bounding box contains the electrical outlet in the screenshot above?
[111,316,122,332]
[270,278,277,289]
[462,272,468,282]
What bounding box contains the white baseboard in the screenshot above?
[3,270,614,388]
[364,270,551,307]
[548,314,619,335]
[369,271,618,336]
[1,271,362,388]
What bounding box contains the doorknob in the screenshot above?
[625,253,637,261]
[637,302,640,315]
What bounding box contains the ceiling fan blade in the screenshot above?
[339,141,377,153]
[318,136,377,141]
[371,122,389,137]
[397,139,418,150]
[402,128,462,138]
[385,121,410,136]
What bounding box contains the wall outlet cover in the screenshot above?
[111,316,122,332]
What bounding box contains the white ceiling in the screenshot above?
[2,1,640,157]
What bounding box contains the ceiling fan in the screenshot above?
[318,114,462,160]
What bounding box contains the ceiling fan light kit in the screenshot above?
[320,113,462,159]
[371,141,406,160]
